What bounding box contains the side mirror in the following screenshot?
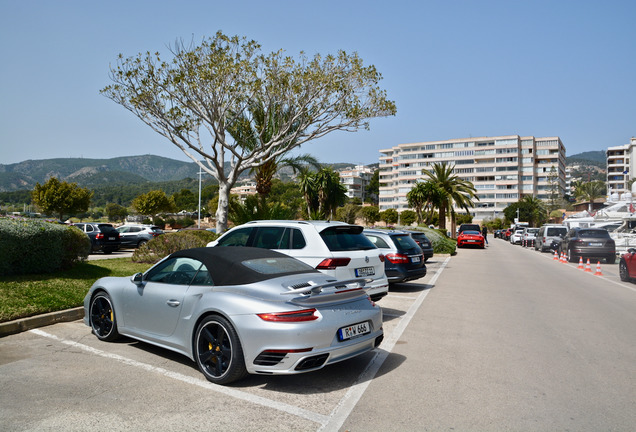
[131,272,144,285]
[628,248,636,254]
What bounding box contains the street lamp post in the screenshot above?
[198,167,203,229]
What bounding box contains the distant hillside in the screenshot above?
[0,155,377,194]
[566,150,606,167]
[0,155,201,192]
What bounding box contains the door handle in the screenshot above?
[167,300,180,307]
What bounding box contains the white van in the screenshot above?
[535,224,568,252]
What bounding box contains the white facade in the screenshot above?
[379,135,566,222]
[339,165,374,201]
[606,137,636,198]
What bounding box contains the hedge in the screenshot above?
[0,218,91,276]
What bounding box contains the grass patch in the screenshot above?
[0,258,150,323]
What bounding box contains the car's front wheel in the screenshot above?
[194,315,247,385]
[619,260,630,281]
[137,239,148,248]
[89,292,120,341]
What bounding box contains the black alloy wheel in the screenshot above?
[194,315,247,385]
[138,240,148,248]
[90,292,120,341]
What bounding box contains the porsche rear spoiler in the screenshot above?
[281,278,373,304]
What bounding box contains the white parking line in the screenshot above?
[318,256,451,432]
[28,328,330,426]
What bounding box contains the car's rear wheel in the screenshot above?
[568,249,578,263]
[194,315,247,385]
[137,239,148,248]
[606,255,616,264]
[89,292,120,341]
[619,260,630,281]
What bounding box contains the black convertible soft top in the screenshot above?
[170,247,320,286]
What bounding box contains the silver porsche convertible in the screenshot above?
[84,247,384,385]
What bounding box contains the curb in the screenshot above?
[0,307,84,338]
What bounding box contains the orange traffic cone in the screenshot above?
[584,258,592,273]
[561,252,567,263]
[578,256,584,269]
[594,261,603,276]
[553,250,559,260]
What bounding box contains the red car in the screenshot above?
[457,230,485,249]
[619,248,636,282]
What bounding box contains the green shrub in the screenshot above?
[132,230,219,264]
[0,218,90,276]
[411,227,456,255]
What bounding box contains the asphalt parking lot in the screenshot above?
[0,255,450,431]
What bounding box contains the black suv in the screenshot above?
[406,231,434,262]
[72,223,121,254]
[363,229,427,284]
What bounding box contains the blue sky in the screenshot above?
[1,0,634,166]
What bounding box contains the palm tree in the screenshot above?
[575,181,606,212]
[297,167,347,219]
[423,162,478,233]
[226,101,320,199]
[521,194,547,226]
[313,168,347,219]
[407,180,444,224]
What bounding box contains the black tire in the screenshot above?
[606,255,616,265]
[568,249,578,263]
[137,239,148,248]
[619,260,630,281]
[103,250,113,254]
[89,292,120,341]
[194,315,247,385]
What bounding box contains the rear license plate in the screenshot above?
[338,321,371,341]
[589,242,603,246]
[109,237,116,241]
[355,266,375,277]
[411,256,421,263]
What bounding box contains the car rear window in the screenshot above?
[98,224,118,234]
[391,235,421,252]
[546,227,567,236]
[320,226,376,252]
[578,230,610,238]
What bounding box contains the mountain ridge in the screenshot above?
[0,151,603,192]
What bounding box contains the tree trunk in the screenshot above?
[216,182,230,233]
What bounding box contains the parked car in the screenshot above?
[457,230,485,248]
[509,228,525,245]
[503,228,512,241]
[72,222,121,254]
[619,248,636,282]
[117,224,164,248]
[521,227,539,247]
[458,223,481,235]
[406,231,434,262]
[84,246,383,385]
[534,224,568,252]
[363,229,427,284]
[207,220,389,301]
[559,228,616,264]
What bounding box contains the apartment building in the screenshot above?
[379,135,567,223]
[606,137,636,197]
[339,165,375,201]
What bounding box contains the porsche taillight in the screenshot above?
[257,308,319,322]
